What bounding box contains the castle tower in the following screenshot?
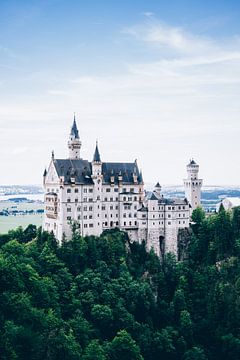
[183,159,203,213]
[154,182,161,197]
[68,115,81,159]
[91,141,103,236]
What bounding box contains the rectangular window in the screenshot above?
[83,188,87,193]
[106,188,111,192]
[89,188,93,193]
[67,216,71,221]
[67,208,71,212]
[67,188,71,193]
[75,188,79,193]
[89,224,93,227]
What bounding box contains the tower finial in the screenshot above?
[51,150,54,159]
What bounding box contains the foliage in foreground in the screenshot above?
[0,206,240,359]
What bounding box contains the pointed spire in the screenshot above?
[70,113,79,139]
[93,141,101,162]
[51,150,54,160]
[43,168,47,177]
[139,170,143,183]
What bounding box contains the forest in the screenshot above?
[0,205,240,359]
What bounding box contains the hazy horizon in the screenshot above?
[0,1,240,185]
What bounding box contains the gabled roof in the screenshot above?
[54,159,94,185]
[146,191,159,201]
[53,159,143,185]
[101,162,143,185]
[158,197,189,205]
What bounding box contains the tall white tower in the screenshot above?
[68,115,81,159]
[183,159,203,213]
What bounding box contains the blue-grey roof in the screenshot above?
[147,192,159,201]
[53,159,143,185]
[158,197,189,205]
[93,143,101,162]
[54,159,94,185]
[70,117,80,139]
[189,159,197,165]
[101,162,142,185]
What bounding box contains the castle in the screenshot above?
[43,117,202,257]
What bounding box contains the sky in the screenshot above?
[0,0,240,185]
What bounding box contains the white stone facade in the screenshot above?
[43,118,200,258]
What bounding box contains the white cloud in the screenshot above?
[1,18,240,184]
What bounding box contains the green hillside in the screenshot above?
[0,206,240,359]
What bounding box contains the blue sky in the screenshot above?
[1,0,240,185]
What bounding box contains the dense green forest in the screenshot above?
[1,206,240,359]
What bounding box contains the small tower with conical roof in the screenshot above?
[68,115,81,159]
[91,141,103,236]
[154,182,161,197]
[183,159,203,213]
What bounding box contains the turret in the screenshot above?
[154,182,161,197]
[91,141,102,236]
[183,159,203,213]
[68,115,81,159]
[92,141,102,176]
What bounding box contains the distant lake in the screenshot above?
[0,194,44,202]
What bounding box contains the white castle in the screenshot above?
[43,117,202,257]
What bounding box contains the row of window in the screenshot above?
[149,220,186,226]
[65,187,140,194]
[123,213,137,218]
[151,205,186,211]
